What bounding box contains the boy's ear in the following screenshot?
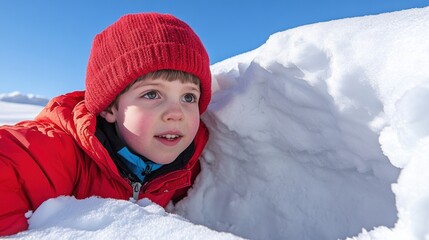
[100,108,117,123]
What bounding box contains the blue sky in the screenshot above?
[1,1,428,99]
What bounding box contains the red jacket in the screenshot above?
[0,91,208,236]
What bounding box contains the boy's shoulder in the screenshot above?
[0,118,75,144]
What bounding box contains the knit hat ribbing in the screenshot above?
[85,13,211,115]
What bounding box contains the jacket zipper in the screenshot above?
[130,165,152,202]
[131,182,142,202]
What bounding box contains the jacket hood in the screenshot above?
[34,91,121,178]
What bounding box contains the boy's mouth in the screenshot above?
[156,134,181,140]
[155,133,183,146]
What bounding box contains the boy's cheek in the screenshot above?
[121,114,152,135]
[190,115,201,134]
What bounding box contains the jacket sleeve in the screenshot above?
[0,123,80,236]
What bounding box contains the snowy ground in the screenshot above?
[0,100,44,126]
[3,6,429,240]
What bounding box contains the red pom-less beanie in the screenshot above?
[85,13,211,115]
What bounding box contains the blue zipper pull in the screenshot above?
[143,165,152,176]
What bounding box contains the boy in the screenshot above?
[0,12,211,236]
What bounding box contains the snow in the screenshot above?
[10,197,239,240]
[3,6,429,240]
[0,100,43,126]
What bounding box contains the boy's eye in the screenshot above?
[142,91,159,99]
[182,93,197,103]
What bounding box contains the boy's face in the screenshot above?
[101,77,201,165]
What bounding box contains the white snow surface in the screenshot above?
[0,100,43,126]
[3,6,429,240]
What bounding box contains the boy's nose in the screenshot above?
[162,102,184,121]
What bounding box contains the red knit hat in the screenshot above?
[85,13,211,115]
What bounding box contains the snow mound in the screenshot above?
[12,196,242,240]
[174,6,429,240]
